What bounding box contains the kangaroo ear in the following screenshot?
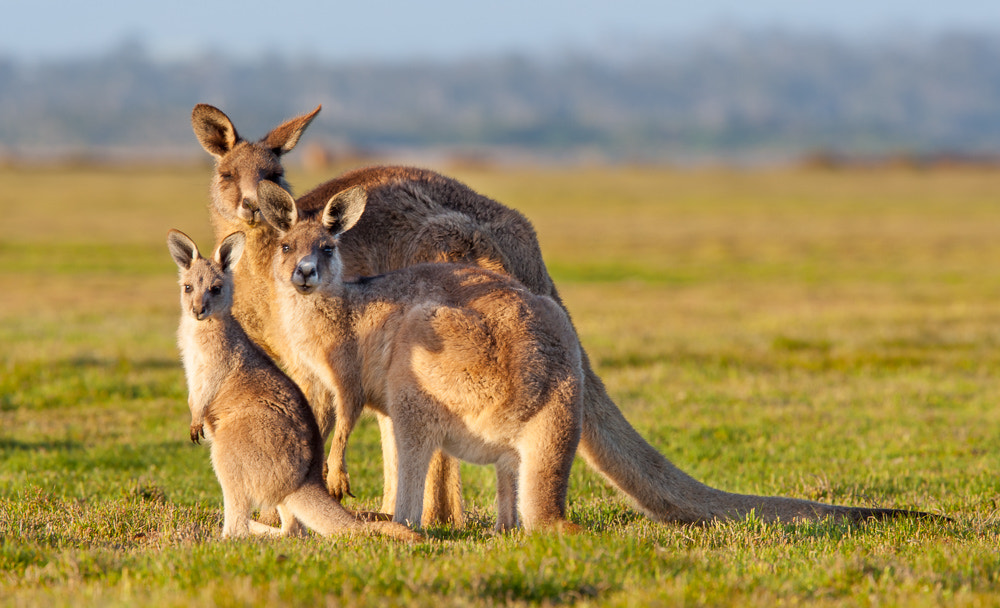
[323,186,367,236]
[260,105,321,156]
[191,104,241,157]
[167,229,201,270]
[215,231,246,273]
[256,180,298,233]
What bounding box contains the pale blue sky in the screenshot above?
[4,0,999,61]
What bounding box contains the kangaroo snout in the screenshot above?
[292,262,318,293]
[191,292,213,320]
[238,198,260,225]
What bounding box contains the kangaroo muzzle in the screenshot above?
[192,292,212,320]
[238,198,259,225]
[292,261,319,293]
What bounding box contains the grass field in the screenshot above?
[1,162,999,606]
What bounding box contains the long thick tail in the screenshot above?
[576,352,933,523]
[285,483,423,541]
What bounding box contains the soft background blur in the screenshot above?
[4,5,1000,605]
[2,0,999,165]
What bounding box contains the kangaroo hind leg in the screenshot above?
[212,445,256,538]
[422,450,465,527]
[219,480,254,538]
[389,396,439,529]
[515,402,582,532]
[376,413,463,528]
[495,454,520,532]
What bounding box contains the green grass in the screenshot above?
[2,163,999,606]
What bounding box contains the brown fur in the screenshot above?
[191,105,464,525]
[259,189,584,531]
[167,228,421,541]
[193,104,933,525]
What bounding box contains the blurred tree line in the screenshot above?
[1,29,998,162]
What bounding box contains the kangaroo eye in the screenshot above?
[210,285,222,295]
[219,172,233,181]
[321,246,334,256]
[281,244,290,253]
[183,284,192,293]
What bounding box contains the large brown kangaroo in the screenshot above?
[260,186,585,531]
[192,103,929,524]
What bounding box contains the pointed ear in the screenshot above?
[191,104,241,157]
[256,180,298,233]
[215,231,246,273]
[260,105,321,156]
[167,229,201,270]
[322,186,367,236]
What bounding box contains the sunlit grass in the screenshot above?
[1,163,999,606]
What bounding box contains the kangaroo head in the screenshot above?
[191,104,321,231]
[167,229,246,321]
[257,181,366,295]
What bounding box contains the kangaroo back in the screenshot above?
[293,166,556,297]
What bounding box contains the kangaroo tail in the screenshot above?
[576,353,935,523]
[285,483,424,541]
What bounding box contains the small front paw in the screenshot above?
[326,467,354,501]
[190,423,204,444]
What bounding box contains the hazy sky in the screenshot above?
[4,0,1000,61]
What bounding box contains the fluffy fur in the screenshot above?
[260,188,584,531]
[168,228,421,541]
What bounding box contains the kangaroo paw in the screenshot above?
[325,465,354,501]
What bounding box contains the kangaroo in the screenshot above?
[167,228,421,542]
[193,104,931,524]
[192,103,464,526]
[256,185,584,531]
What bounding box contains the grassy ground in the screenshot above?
[1,162,998,606]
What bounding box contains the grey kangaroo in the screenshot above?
[168,228,421,541]
[260,185,584,531]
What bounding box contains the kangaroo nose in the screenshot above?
[292,262,318,292]
[240,198,259,225]
[193,293,212,319]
